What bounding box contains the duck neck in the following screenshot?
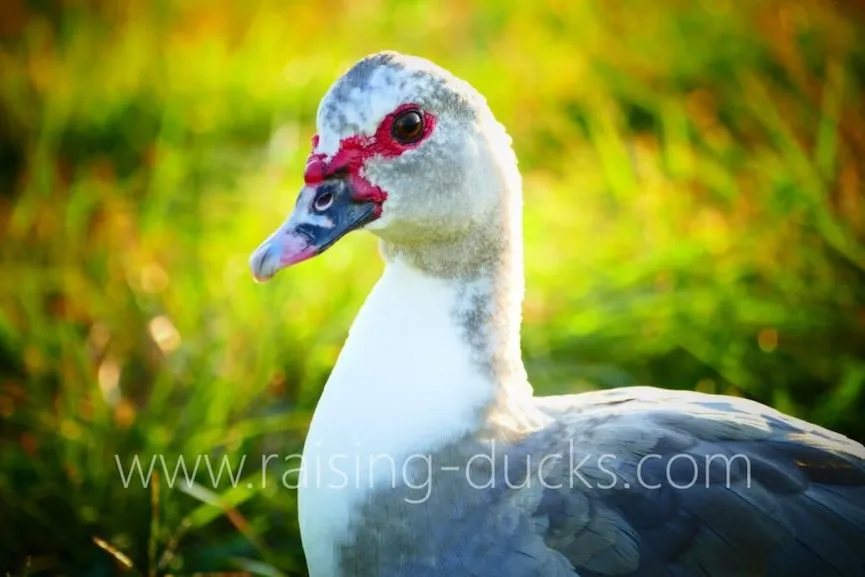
[298,237,536,577]
[381,223,531,408]
[306,229,536,460]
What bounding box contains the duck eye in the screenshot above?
[391,110,424,144]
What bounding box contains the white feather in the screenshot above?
[298,257,494,577]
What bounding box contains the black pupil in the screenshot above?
[394,111,423,143]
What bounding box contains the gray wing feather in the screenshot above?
[531,387,865,577]
[342,387,865,576]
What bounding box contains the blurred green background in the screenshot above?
[2,0,865,575]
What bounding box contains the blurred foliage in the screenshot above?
[1,0,865,574]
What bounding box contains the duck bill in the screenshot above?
[249,179,379,282]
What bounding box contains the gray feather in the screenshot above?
[339,388,865,577]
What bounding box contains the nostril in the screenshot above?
[313,191,334,212]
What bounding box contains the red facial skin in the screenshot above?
[303,104,437,218]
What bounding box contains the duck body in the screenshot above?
[250,51,865,577]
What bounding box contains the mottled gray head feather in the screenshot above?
[316,51,483,151]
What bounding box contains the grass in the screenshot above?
[1,0,864,574]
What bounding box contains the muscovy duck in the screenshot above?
[250,51,865,577]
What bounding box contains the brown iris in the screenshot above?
[391,109,424,144]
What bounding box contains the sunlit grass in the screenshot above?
[1,0,864,574]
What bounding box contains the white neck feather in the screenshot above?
[306,256,498,455]
[298,253,534,576]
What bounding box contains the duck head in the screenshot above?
[250,51,521,281]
